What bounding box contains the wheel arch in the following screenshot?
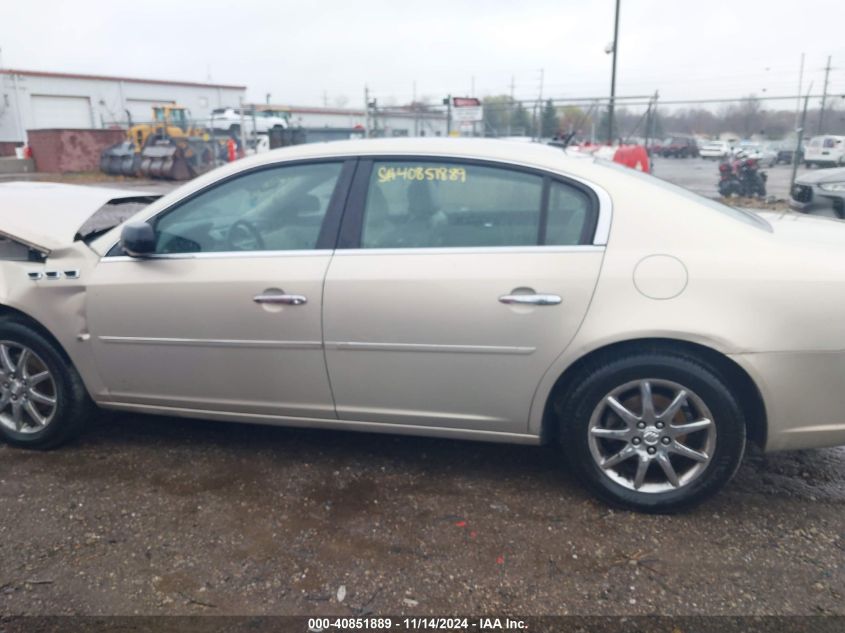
[541,337,767,450]
[0,303,74,364]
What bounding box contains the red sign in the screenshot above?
[452,97,481,108]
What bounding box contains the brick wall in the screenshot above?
[27,129,125,172]
[0,142,22,157]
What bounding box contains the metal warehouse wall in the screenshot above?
[0,71,245,143]
[286,108,449,137]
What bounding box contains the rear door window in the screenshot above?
[359,160,596,249]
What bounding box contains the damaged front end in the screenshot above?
[0,181,160,259]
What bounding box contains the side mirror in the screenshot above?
[120,221,156,257]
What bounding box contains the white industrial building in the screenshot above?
[0,68,246,143]
[258,104,450,137]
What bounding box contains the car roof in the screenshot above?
[227,137,585,173]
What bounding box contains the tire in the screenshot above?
[719,179,740,198]
[0,318,93,449]
[557,350,746,513]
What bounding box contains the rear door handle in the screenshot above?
[498,293,561,306]
[254,293,307,306]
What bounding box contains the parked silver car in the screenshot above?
[790,166,845,218]
[2,138,845,512]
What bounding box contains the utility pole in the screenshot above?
[443,95,452,136]
[607,0,621,144]
[468,77,477,136]
[818,55,832,134]
[532,68,544,141]
[792,83,813,194]
[794,52,805,128]
[364,85,370,138]
[413,80,418,136]
[644,92,656,151]
[651,91,659,145]
[508,75,515,136]
[238,96,247,156]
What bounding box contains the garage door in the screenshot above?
[126,99,174,125]
[30,95,92,129]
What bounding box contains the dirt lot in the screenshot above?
[1,413,843,616]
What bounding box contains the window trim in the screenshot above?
[105,158,357,258]
[335,155,602,251]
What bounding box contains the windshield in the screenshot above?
[593,159,772,231]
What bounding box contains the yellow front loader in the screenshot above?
[101,105,221,180]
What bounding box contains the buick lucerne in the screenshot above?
[1,138,844,512]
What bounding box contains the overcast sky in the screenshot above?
[2,0,844,110]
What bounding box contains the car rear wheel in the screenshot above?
[0,319,93,449]
[558,351,746,513]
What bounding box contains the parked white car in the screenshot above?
[2,138,845,512]
[699,140,731,159]
[209,107,288,136]
[804,135,845,168]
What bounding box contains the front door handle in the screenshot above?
[499,293,562,306]
[254,293,307,306]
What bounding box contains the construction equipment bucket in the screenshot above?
[100,141,137,176]
[138,141,193,180]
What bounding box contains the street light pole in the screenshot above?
[607,0,621,144]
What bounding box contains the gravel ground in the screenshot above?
[1,413,843,616]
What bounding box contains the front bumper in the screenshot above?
[789,183,845,218]
[731,350,845,452]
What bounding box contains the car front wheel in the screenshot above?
[558,351,746,513]
[0,319,93,449]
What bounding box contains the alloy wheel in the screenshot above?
[0,341,58,434]
[587,379,717,493]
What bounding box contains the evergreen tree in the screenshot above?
[541,99,559,138]
[511,103,532,136]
